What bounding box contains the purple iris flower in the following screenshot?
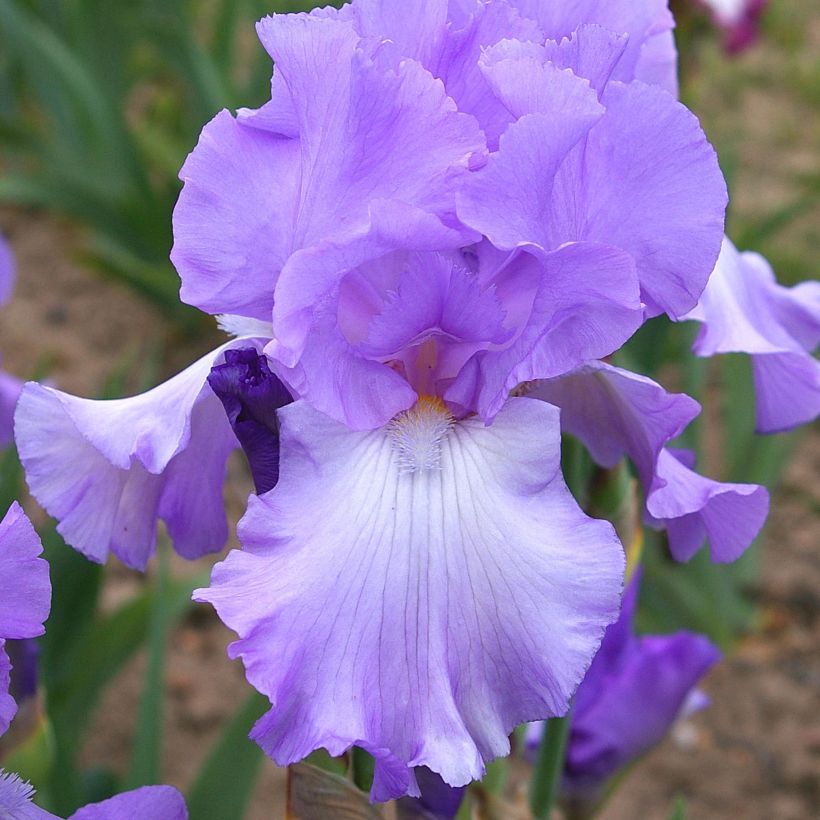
[0,504,50,738]
[10,0,786,803]
[0,772,187,820]
[528,571,720,796]
[685,237,820,434]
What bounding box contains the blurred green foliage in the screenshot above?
[0,0,329,326]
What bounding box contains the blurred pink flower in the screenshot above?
[699,0,768,52]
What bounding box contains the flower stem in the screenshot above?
[529,714,571,819]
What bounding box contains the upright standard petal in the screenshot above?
[197,397,624,800]
[0,504,50,736]
[68,785,188,820]
[686,238,820,433]
[532,362,768,562]
[16,339,267,570]
[508,0,677,93]
[459,62,726,318]
[173,12,483,335]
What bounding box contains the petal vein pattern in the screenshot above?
[196,397,624,800]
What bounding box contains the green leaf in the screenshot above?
[186,690,269,820]
[50,571,207,744]
[126,545,172,788]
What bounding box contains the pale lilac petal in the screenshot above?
[533,363,767,562]
[435,0,542,145]
[69,785,187,820]
[752,353,820,434]
[539,25,630,94]
[174,14,483,330]
[647,448,769,563]
[456,68,604,252]
[547,81,726,318]
[446,245,642,420]
[686,238,820,432]
[459,66,725,318]
[0,369,22,449]
[0,235,14,307]
[172,111,301,320]
[0,504,50,641]
[16,340,267,570]
[0,504,49,736]
[197,397,624,800]
[508,0,677,92]
[531,362,699,486]
[0,771,57,819]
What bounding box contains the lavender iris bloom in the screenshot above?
[10,0,788,802]
[528,572,720,796]
[0,504,50,737]
[0,772,187,820]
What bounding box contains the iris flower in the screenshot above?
[12,0,814,800]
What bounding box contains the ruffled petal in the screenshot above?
[548,81,726,318]
[175,12,483,336]
[16,340,267,570]
[197,397,624,800]
[68,785,187,820]
[0,369,22,449]
[686,238,820,433]
[532,363,768,562]
[445,245,642,420]
[508,0,677,92]
[456,68,604,252]
[647,448,770,563]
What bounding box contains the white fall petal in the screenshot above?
[197,395,625,801]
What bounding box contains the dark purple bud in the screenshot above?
[397,768,466,819]
[7,639,39,704]
[207,349,292,495]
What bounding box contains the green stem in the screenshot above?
[529,715,571,819]
[126,543,170,788]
